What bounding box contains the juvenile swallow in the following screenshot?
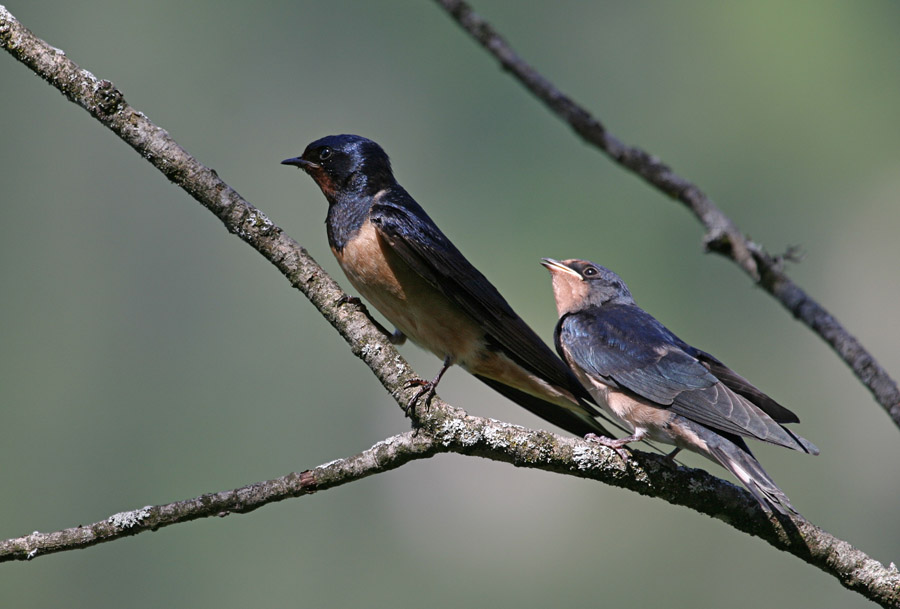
[282,135,613,438]
[542,258,818,514]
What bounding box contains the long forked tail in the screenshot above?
[707,435,796,515]
[474,375,612,437]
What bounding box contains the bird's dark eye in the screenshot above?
[583,266,598,277]
[319,147,333,161]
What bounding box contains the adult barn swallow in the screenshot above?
[282,135,612,438]
[542,258,818,514]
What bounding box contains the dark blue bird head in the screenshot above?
[541,258,634,316]
[281,134,395,203]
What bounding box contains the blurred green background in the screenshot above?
[2,1,899,607]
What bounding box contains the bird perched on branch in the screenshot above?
[542,257,818,514]
[281,134,613,438]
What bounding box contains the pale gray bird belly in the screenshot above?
[571,365,712,454]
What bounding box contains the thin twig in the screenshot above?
[1,6,899,606]
[0,430,440,561]
[432,0,900,430]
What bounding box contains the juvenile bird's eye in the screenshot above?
[319,147,333,161]
[583,266,598,277]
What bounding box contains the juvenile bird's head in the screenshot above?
[541,258,634,316]
[281,134,395,203]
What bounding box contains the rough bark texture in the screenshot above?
[2,5,898,607]
[1,403,898,607]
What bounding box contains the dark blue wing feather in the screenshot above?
[369,189,594,400]
[558,305,816,452]
[559,305,718,404]
[691,348,800,423]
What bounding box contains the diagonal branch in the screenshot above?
[1,6,898,607]
[1,400,899,607]
[0,4,423,406]
[432,0,900,430]
[0,430,440,561]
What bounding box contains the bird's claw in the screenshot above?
[337,294,363,307]
[337,294,375,319]
[585,433,632,461]
[661,447,682,470]
[403,378,436,416]
[402,357,451,417]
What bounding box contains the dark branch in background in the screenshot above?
[1,6,899,607]
[433,0,900,430]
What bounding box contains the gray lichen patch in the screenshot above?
[107,506,152,530]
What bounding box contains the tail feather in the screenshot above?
[473,375,611,437]
[782,426,819,455]
[707,435,796,515]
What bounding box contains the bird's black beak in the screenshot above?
[281,156,317,170]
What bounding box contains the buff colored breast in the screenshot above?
[332,218,484,363]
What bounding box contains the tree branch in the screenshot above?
[0,430,440,561]
[432,0,900,430]
[2,399,899,606]
[0,4,424,406]
[2,5,898,607]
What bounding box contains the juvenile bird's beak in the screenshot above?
[281,156,318,170]
[541,258,582,280]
